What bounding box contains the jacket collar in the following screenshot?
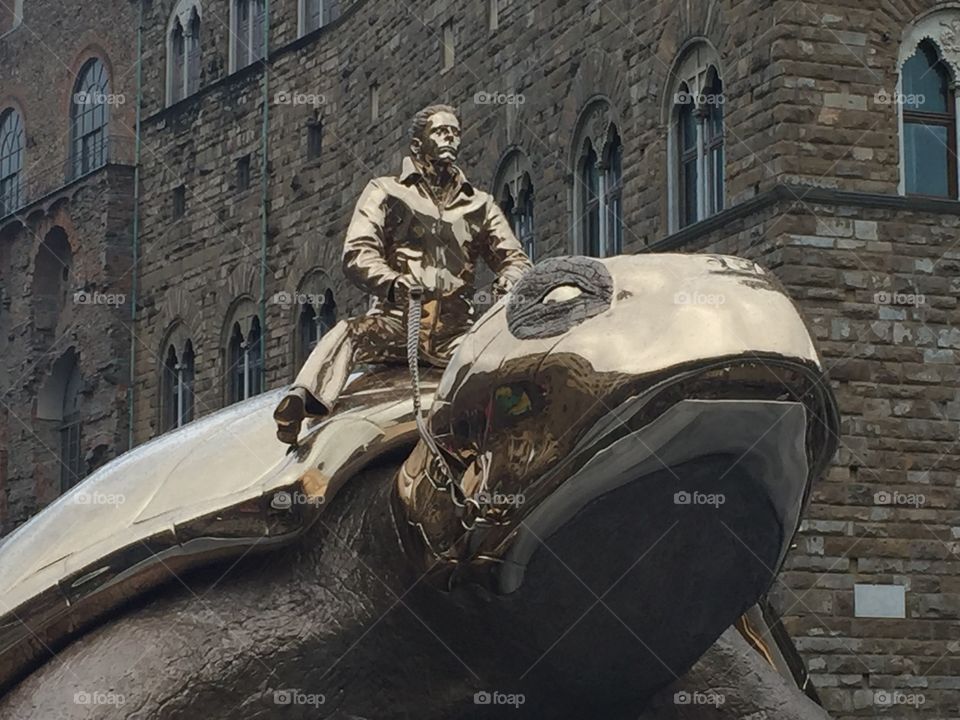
[399,156,475,196]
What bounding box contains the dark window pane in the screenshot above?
[680,103,697,151]
[581,146,600,256]
[251,0,266,61]
[682,158,698,227]
[229,323,244,403]
[904,122,950,196]
[0,108,23,215]
[162,345,178,431]
[711,145,724,213]
[182,342,195,424]
[248,317,263,396]
[298,305,318,366]
[604,137,623,255]
[320,291,337,333]
[902,42,950,114]
[307,120,322,160]
[70,59,110,180]
[187,13,202,95]
[323,0,340,24]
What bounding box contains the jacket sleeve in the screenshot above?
[479,195,533,289]
[342,179,402,299]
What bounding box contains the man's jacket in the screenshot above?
[342,156,532,337]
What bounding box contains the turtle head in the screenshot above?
[396,254,837,594]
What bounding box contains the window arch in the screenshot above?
[162,339,195,431]
[571,100,623,257]
[231,0,267,72]
[226,308,263,403]
[0,108,23,216]
[668,43,726,231]
[70,58,110,180]
[167,0,203,105]
[900,40,956,197]
[494,150,536,259]
[296,288,336,368]
[299,0,340,36]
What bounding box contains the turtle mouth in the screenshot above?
[469,358,838,594]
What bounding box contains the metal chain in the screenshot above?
[406,288,506,530]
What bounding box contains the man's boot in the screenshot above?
[274,388,309,445]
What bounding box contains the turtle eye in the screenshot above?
[506,256,614,339]
[541,284,583,304]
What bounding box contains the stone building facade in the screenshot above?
[0,0,138,532]
[3,0,960,717]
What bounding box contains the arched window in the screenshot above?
[572,100,623,257]
[300,0,340,36]
[901,40,956,198]
[70,58,110,180]
[167,1,203,105]
[232,0,266,72]
[572,101,623,257]
[668,44,726,230]
[228,314,263,403]
[296,288,336,367]
[494,150,536,259]
[0,108,24,216]
[162,340,195,431]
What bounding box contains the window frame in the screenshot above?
[900,39,958,199]
[667,44,726,232]
[494,149,537,260]
[0,108,24,217]
[161,340,196,432]
[59,358,83,492]
[230,0,267,72]
[570,99,623,257]
[70,58,110,181]
[226,312,264,404]
[298,0,340,37]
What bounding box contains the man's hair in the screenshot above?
[409,104,459,141]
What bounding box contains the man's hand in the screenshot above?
[388,274,422,303]
[492,276,514,299]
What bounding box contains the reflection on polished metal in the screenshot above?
[397,254,837,594]
[0,370,437,693]
[0,252,838,708]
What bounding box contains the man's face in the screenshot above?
[417,111,461,165]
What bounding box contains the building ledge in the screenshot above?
[648,185,960,252]
[0,145,135,232]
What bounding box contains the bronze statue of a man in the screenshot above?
[274,104,533,444]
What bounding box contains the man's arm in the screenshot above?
[342,179,403,300]
[478,195,533,291]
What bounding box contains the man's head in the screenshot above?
[410,104,461,166]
